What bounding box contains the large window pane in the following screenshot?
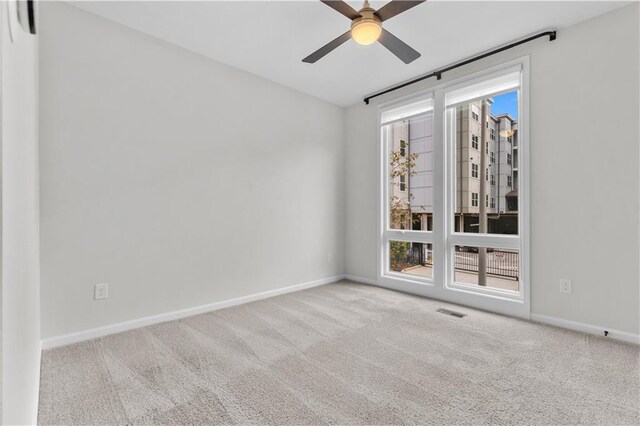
[450,90,519,235]
[453,245,519,292]
[387,114,434,231]
[389,241,433,279]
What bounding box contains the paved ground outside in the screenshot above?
[401,265,519,292]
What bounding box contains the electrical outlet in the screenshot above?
[327,252,333,263]
[94,283,108,300]
[559,279,572,294]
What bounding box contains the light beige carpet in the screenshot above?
[38,281,639,425]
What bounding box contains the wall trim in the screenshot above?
[33,341,42,425]
[344,274,378,286]
[347,274,639,345]
[530,313,640,345]
[42,274,346,349]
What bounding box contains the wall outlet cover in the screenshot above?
[94,283,108,300]
[559,279,572,294]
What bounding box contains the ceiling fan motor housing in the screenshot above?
[350,4,382,45]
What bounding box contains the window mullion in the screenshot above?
[386,230,434,243]
[432,89,446,289]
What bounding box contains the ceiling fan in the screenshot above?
[303,0,426,64]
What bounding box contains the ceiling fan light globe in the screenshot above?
[351,19,382,45]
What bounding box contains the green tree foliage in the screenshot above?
[389,147,419,228]
[390,241,411,271]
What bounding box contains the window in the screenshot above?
[447,70,523,296]
[508,136,513,143]
[507,175,512,187]
[380,62,527,313]
[382,99,435,281]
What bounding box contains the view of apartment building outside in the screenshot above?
[389,95,518,235]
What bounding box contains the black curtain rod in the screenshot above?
[363,30,556,105]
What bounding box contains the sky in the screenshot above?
[491,91,518,119]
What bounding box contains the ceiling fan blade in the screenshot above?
[320,0,361,20]
[302,31,352,63]
[378,28,420,64]
[375,1,426,22]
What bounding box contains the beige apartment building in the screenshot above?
[390,97,518,234]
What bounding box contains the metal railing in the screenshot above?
[403,246,518,280]
[454,248,519,280]
[408,245,433,266]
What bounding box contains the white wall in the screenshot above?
[345,4,639,335]
[39,3,345,340]
[1,4,41,425]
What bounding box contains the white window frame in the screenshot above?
[444,62,528,309]
[377,57,530,320]
[378,90,436,287]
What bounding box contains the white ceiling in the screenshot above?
[71,1,629,106]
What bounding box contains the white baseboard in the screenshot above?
[344,274,378,286]
[346,274,639,345]
[41,274,346,349]
[530,313,639,345]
